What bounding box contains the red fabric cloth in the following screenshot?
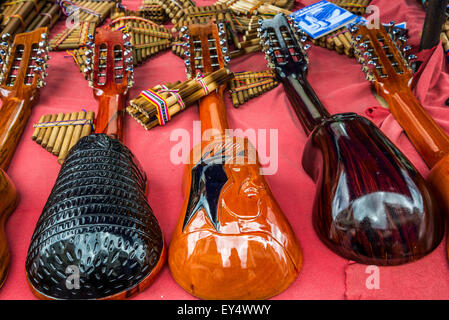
[1,0,449,300]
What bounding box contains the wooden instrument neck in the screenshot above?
[384,88,449,168]
[283,74,330,135]
[198,85,229,136]
[94,91,127,142]
[0,96,36,170]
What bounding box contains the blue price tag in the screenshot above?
[290,0,358,39]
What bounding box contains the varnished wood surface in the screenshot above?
[355,25,449,261]
[0,170,19,288]
[169,136,302,299]
[0,28,47,289]
[168,23,303,299]
[94,93,126,142]
[92,28,130,141]
[0,97,37,170]
[357,25,449,169]
[302,113,444,265]
[259,14,444,265]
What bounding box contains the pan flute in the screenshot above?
[331,0,372,14]
[49,0,116,50]
[31,111,95,164]
[0,0,60,38]
[109,9,173,65]
[229,70,279,108]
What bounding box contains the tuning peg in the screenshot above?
[125,66,133,73]
[180,26,187,33]
[86,41,95,48]
[85,49,93,57]
[349,25,359,33]
[367,60,377,68]
[407,54,418,61]
[365,73,375,82]
[125,57,133,64]
[36,80,46,88]
[304,44,311,51]
[224,56,231,63]
[398,36,408,43]
[124,41,132,48]
[123,33,131,41]
[40,32,48,40]
[402,45,412,53]
[181,34,189,41]
[184,59,191,67]
[258,19,264,26]
[1,33,10,42]
[184,50,190,57]
[218,23,225,31]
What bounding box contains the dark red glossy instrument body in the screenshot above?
[353,24,449,259]
[260,14,444,265]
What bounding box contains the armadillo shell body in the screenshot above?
[25,134,164,299]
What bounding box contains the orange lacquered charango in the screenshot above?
[25,28,165,300]
[168,22,302,300]
[0,28,49,288]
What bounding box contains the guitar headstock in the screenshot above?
[85,28,133,95]
[350,23,415,93]
[259,13,310,79]
[0,28,49,99]
[181,22,229,79]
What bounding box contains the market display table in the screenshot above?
[1,0,449,300]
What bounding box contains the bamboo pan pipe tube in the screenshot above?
[1,0,41,37]
[36,114,51,144]
[128,68,233,129]
[53,112,75,157]
[46,112,65,152]
[68,111,86,152]
[80,111,95,138]
[31,114,46,141]
[41,113,58,149]
[57,112,80,164]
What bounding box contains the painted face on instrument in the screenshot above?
[183,137,268,234]
[222,161,267,221]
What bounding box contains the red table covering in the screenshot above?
[1,0,449,300]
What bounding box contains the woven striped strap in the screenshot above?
[140,89,170,125]
[195,73,209,95]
